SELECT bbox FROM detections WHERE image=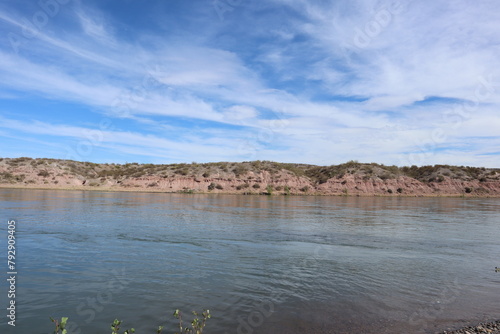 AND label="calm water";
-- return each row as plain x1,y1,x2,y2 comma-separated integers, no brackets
0,189,499,334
